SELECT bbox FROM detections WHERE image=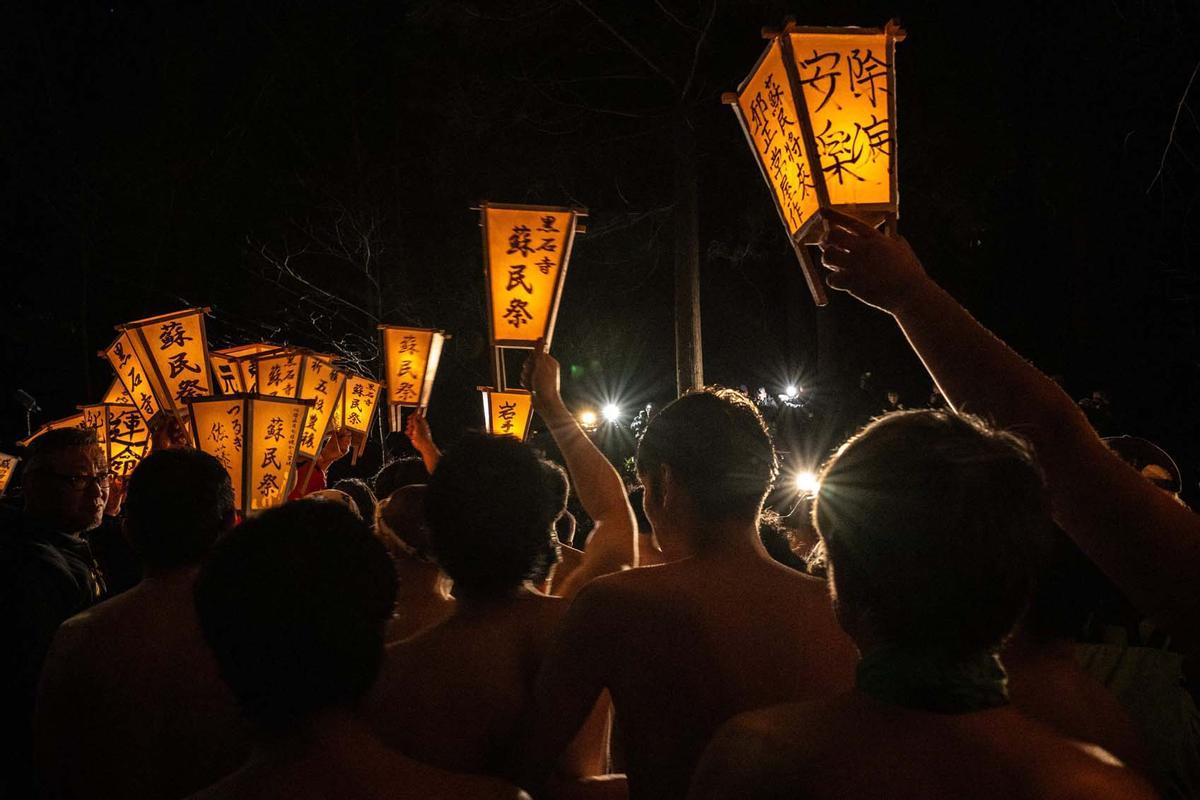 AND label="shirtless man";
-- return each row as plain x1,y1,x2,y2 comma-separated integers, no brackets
36,449,248,800
188,500,523,800
690,410,1154,799
519,388,858,800
374,484,454,642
